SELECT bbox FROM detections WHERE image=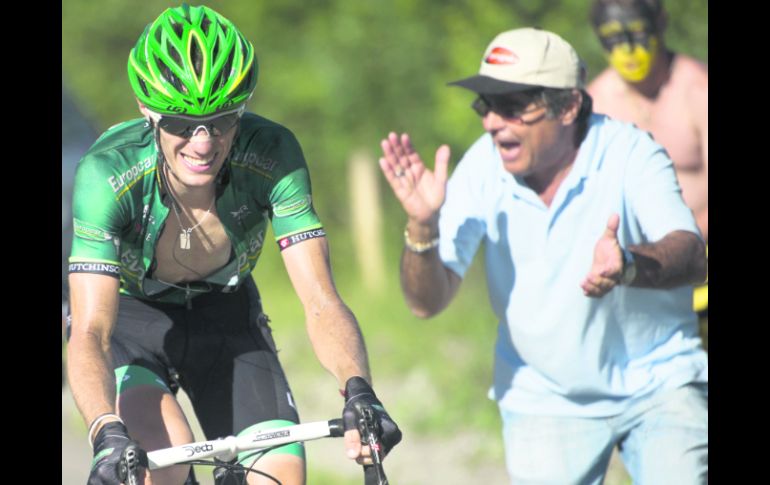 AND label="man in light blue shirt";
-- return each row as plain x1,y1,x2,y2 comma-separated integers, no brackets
378,27,707,484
